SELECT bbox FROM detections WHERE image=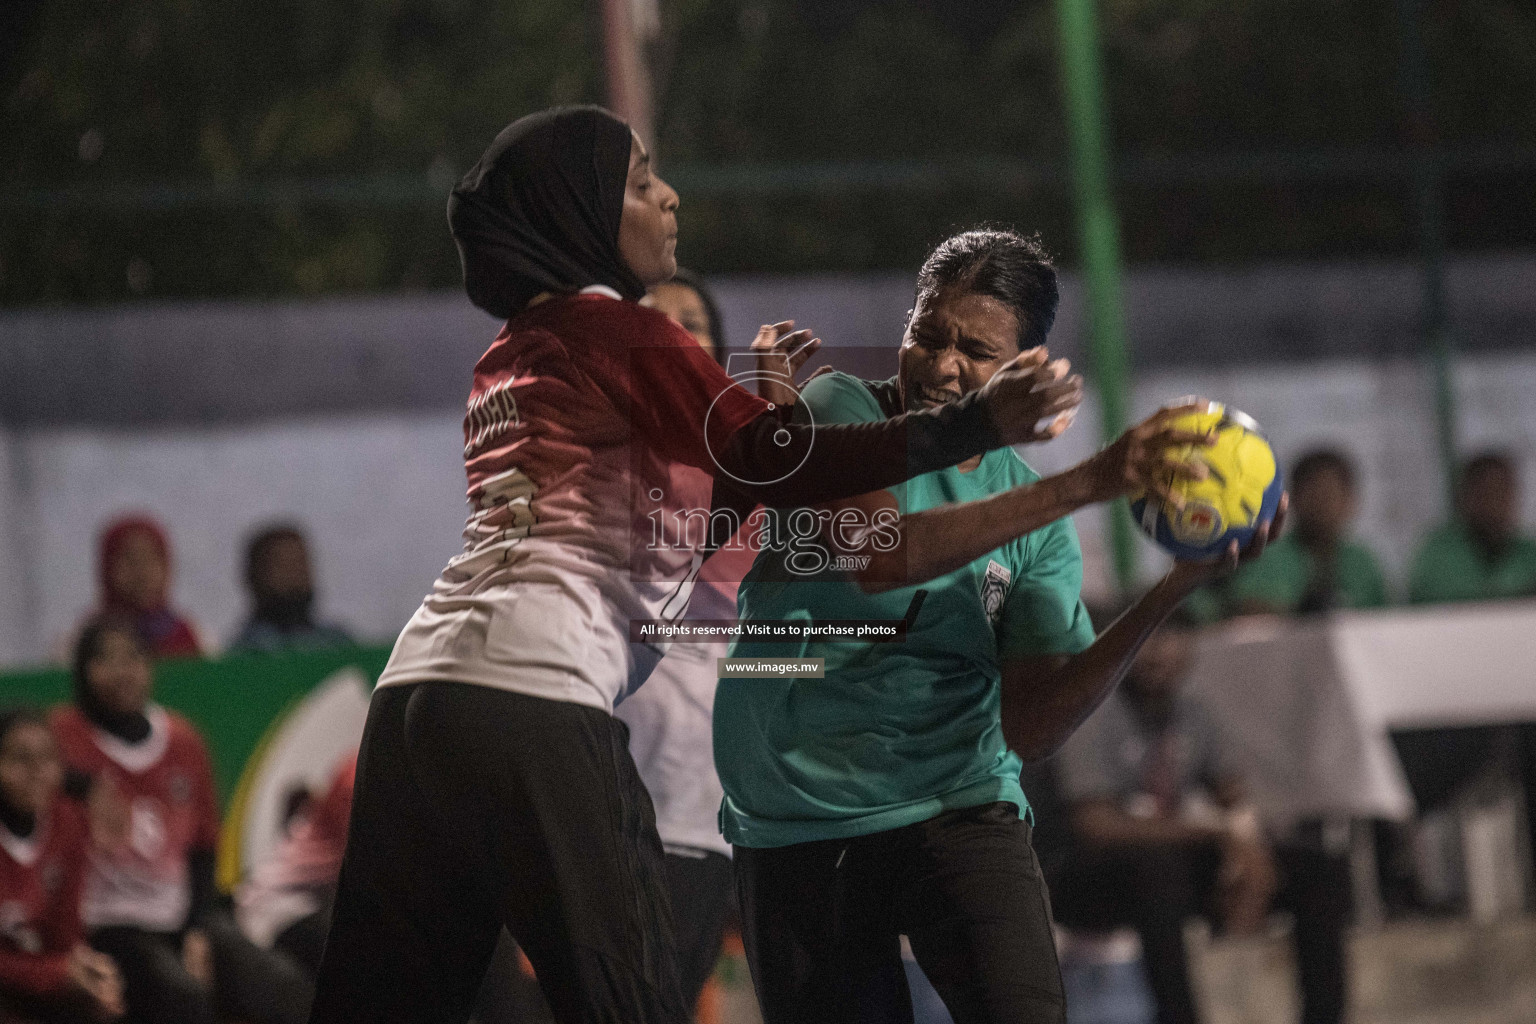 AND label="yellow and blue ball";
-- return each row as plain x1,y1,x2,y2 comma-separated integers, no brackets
1129,401,1283,561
